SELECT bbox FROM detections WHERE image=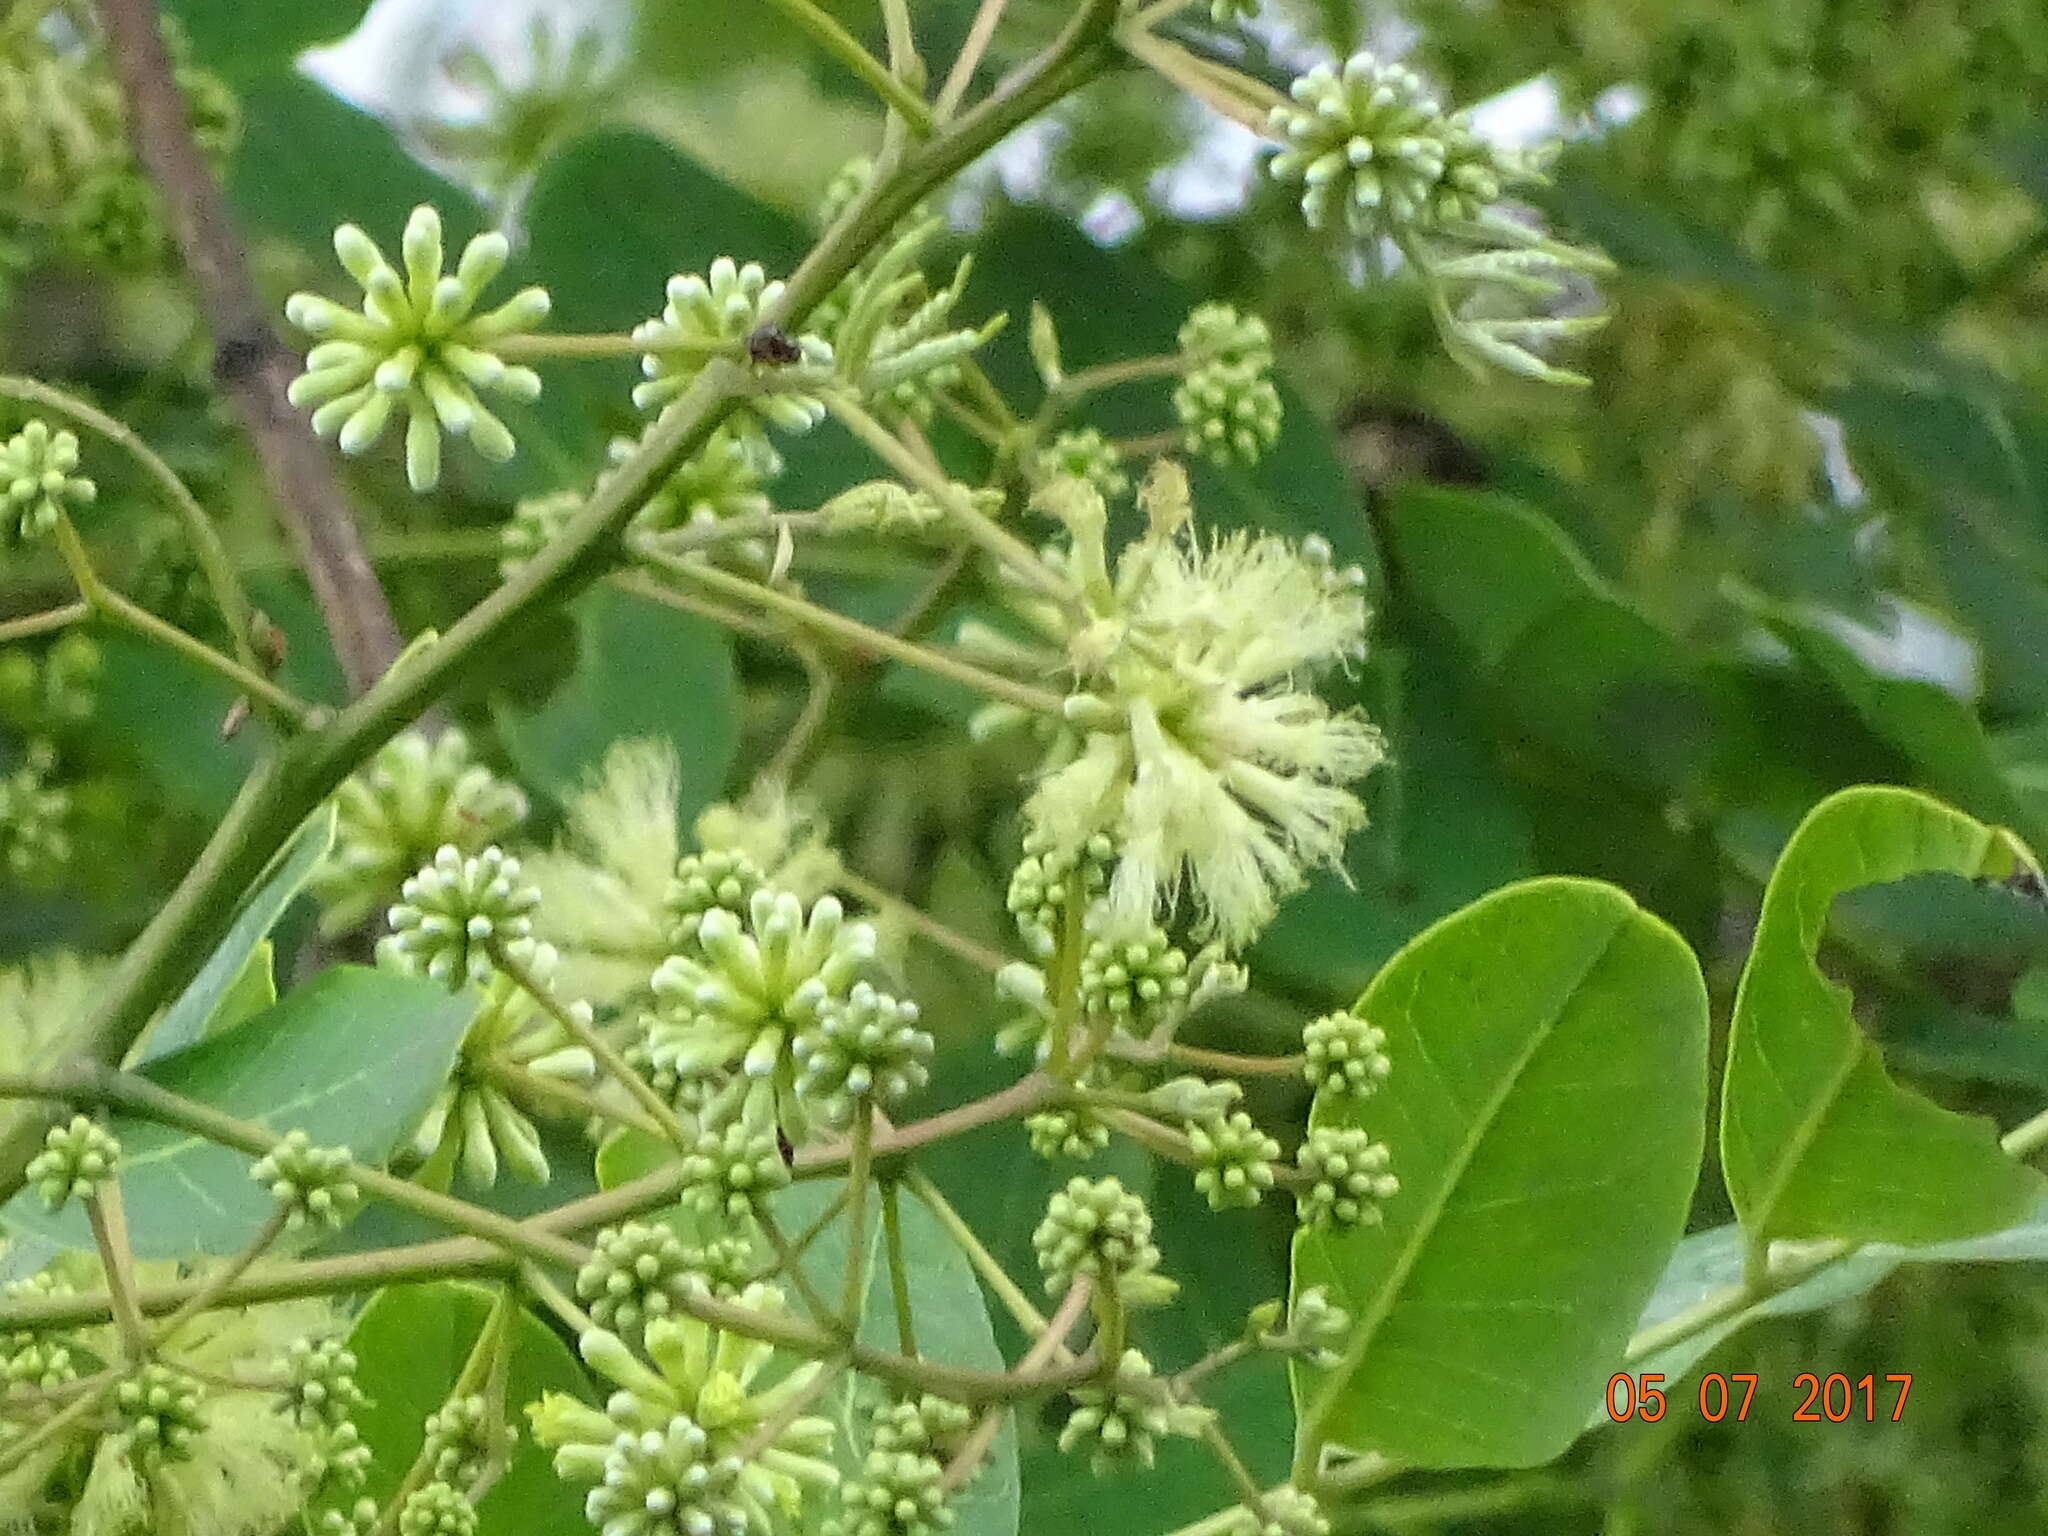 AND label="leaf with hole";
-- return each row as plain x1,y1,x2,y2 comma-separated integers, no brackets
1720,785,2048,1249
